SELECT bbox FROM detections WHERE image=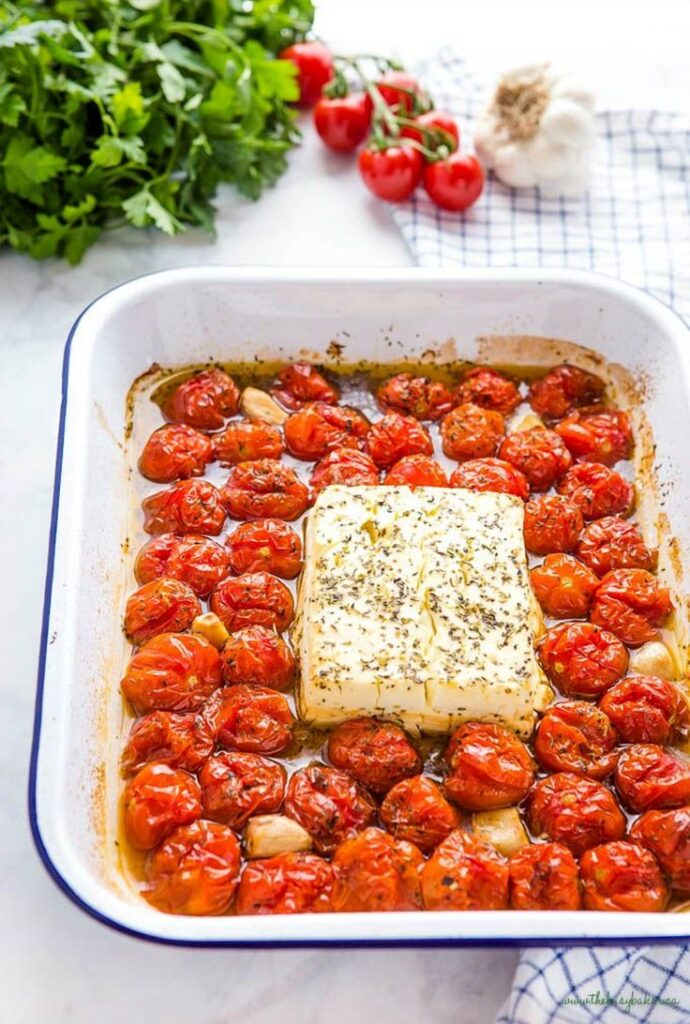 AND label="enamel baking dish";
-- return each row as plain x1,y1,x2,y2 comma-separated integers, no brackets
30,266,690,946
